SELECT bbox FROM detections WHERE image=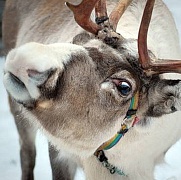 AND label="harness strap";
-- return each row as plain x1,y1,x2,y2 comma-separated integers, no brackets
94,91,140,176
95,91,139,152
